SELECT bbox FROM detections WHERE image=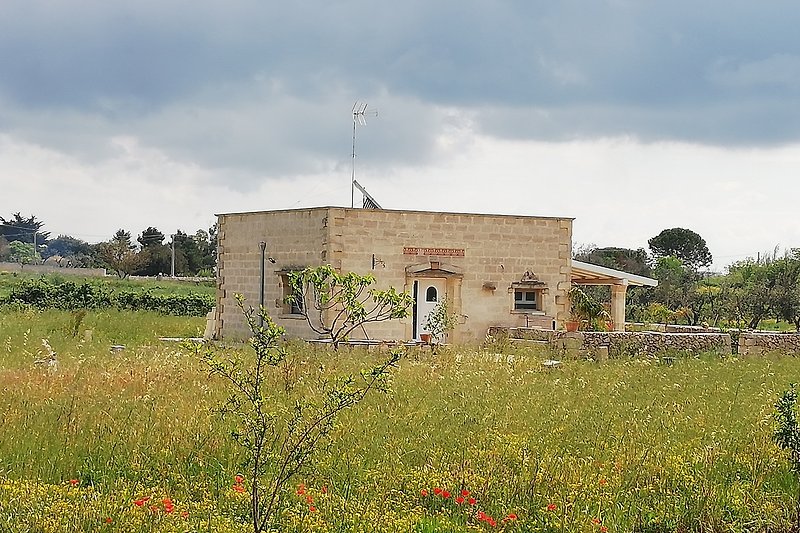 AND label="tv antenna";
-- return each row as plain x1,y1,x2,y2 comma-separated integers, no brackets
351,101,378,208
